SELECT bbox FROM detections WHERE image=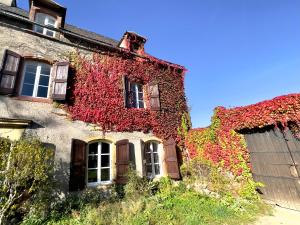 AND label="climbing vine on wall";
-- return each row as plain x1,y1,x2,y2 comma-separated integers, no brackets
66,51,188,142
186,93,300,178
